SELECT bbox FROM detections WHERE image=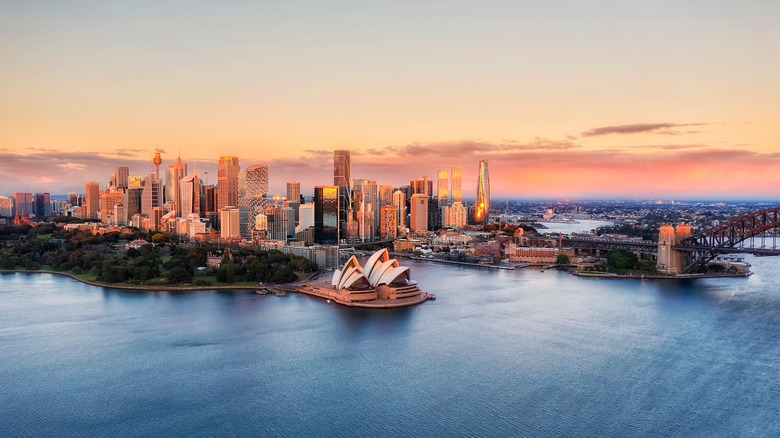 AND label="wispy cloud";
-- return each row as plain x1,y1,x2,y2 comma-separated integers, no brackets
581,123,705,137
